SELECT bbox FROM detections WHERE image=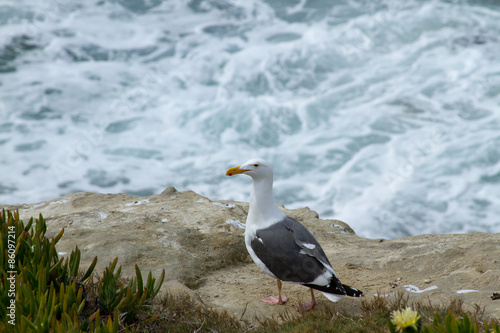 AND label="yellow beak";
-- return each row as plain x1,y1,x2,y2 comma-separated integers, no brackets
225,166,249,176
